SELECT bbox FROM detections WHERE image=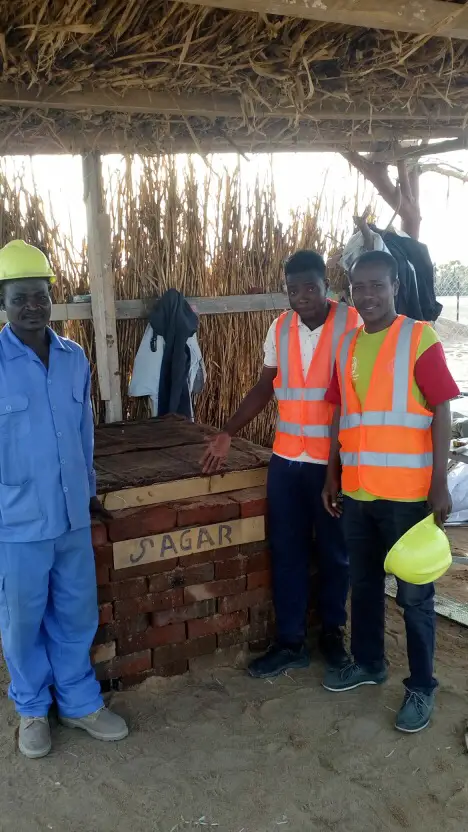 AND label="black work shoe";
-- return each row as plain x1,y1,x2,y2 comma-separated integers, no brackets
319,629,350,669
248,644,310,679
